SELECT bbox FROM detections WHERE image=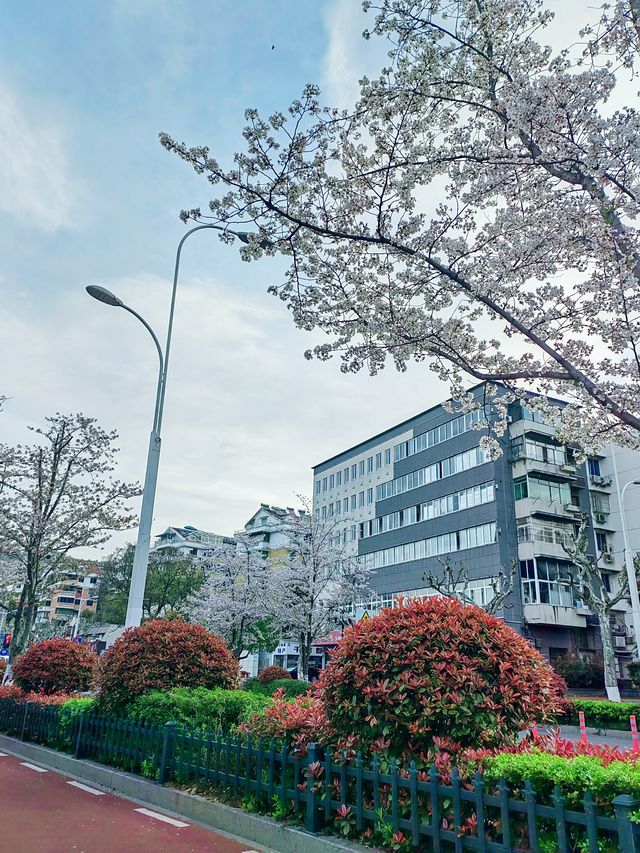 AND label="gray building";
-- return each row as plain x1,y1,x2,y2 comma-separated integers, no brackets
312,383,640,674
